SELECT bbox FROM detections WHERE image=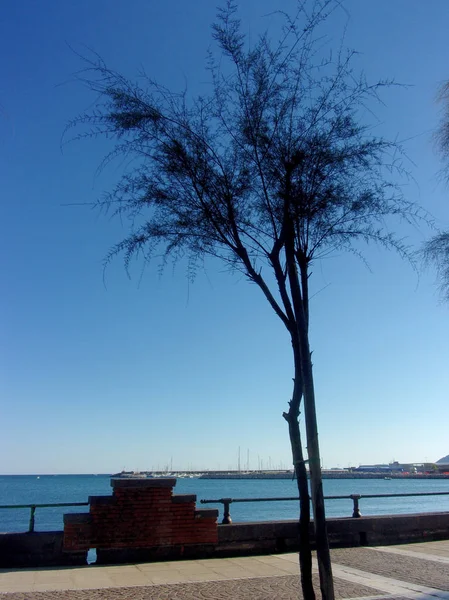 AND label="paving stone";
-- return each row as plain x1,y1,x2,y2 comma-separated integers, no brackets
330,547,449,591
1,542,449,598
0,574,377,599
